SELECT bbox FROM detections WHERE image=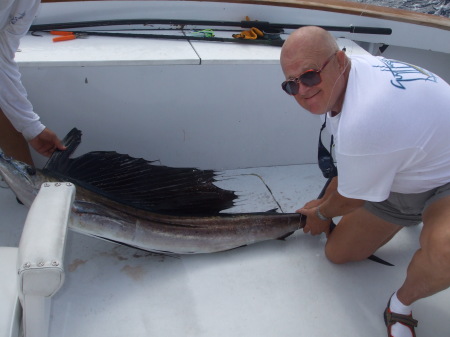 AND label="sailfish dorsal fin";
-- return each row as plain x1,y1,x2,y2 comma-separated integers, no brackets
44,128,236,215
